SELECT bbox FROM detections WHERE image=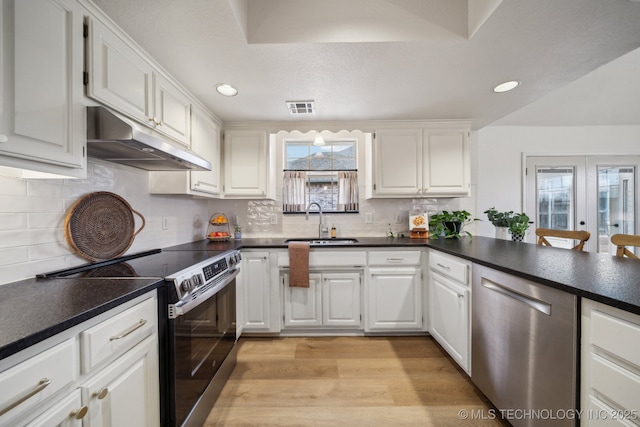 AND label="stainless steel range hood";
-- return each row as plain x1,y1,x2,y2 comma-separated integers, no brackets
86,106,212,171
